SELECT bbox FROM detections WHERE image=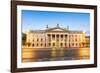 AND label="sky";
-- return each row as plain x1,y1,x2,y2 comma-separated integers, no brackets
22,10,90,35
